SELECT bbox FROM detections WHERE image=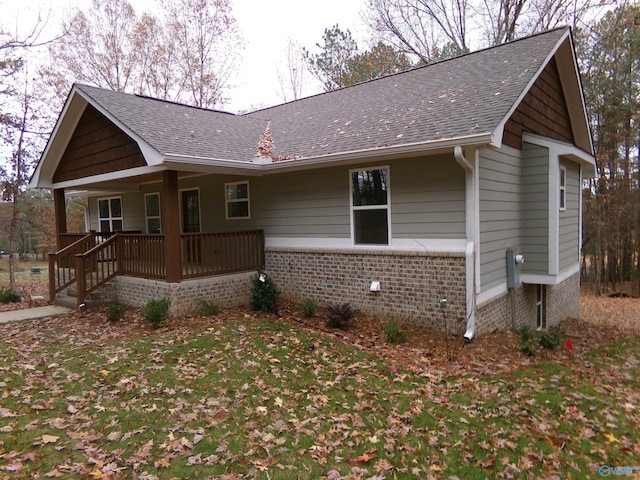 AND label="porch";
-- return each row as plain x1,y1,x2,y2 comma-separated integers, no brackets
48,229,265,307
